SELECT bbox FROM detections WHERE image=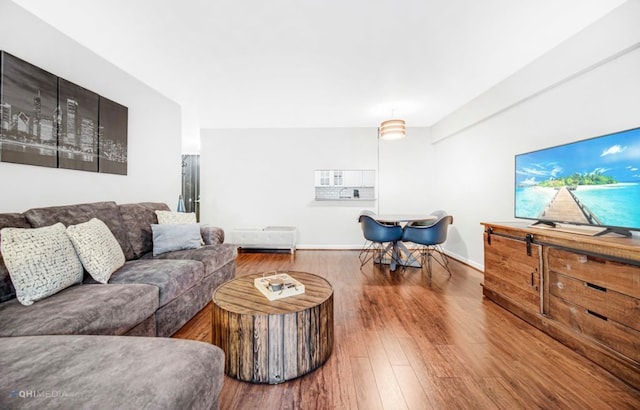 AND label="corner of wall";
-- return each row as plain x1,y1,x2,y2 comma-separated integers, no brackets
430,0,640,145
